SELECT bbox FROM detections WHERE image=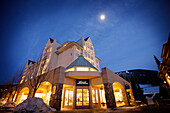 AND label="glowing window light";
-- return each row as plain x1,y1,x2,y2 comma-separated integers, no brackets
52,86,56,94
45,91,51,104
64,88,73,106
92,89,98,103
21,95,27,100
20,80,23,84
65,67,75,72
90,68,97,71
35,93,43,98
84,45,86,50
13,93,17,102
99,89,106,103
114,92,122,100
46,59,49,62
50,47,52,51
76,67,89,71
